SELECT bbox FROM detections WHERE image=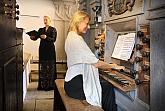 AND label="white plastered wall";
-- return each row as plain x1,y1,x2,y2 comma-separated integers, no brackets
16,0,78,61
